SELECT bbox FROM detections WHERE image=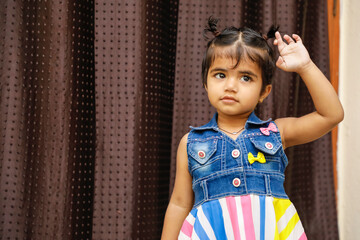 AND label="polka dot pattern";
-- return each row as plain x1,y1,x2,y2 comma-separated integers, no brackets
93,1,177,239
1,0,95,239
